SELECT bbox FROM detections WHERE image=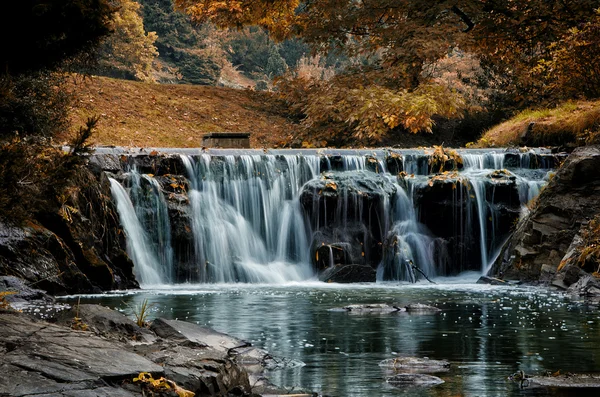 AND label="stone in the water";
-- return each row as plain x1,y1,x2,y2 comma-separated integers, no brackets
379,357,450,372
527,374,600,388
405,303,442,313
477,276,508,285
338,303,403,313
319,264,377,283
386,373,445,387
